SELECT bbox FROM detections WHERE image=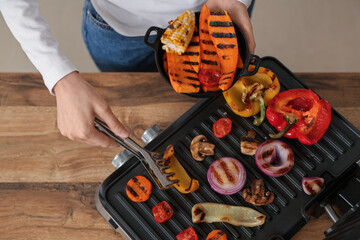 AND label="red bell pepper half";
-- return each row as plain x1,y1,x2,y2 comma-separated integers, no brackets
266,89,331,145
